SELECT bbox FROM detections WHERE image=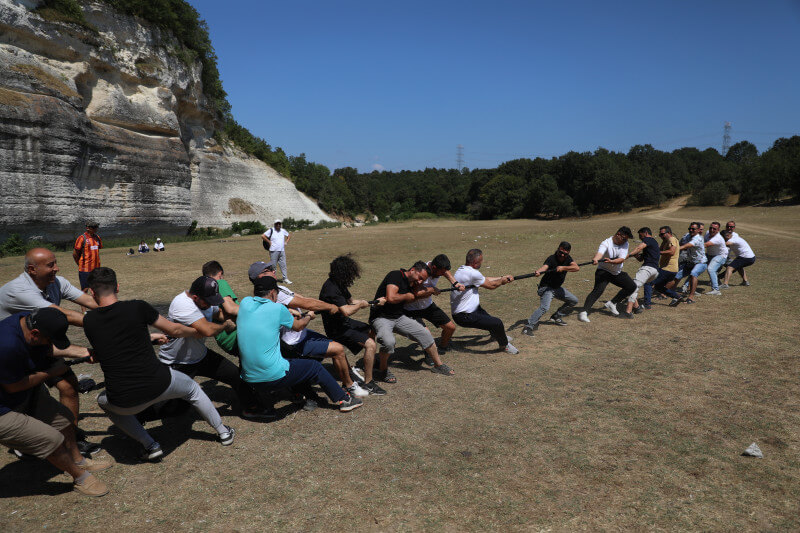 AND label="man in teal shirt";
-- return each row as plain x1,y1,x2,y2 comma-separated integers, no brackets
237,277,362,413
